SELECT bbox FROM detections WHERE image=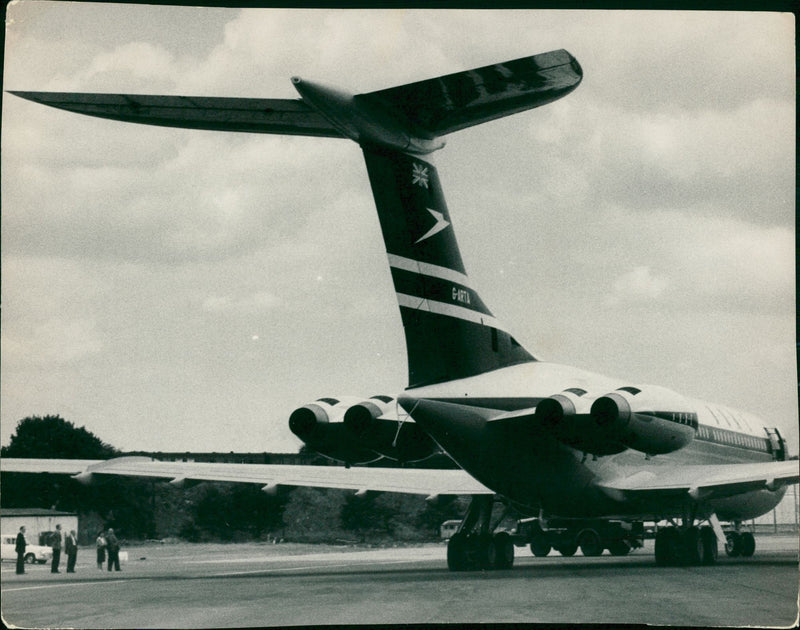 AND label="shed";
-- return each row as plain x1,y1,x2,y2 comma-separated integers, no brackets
1,508,79,546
